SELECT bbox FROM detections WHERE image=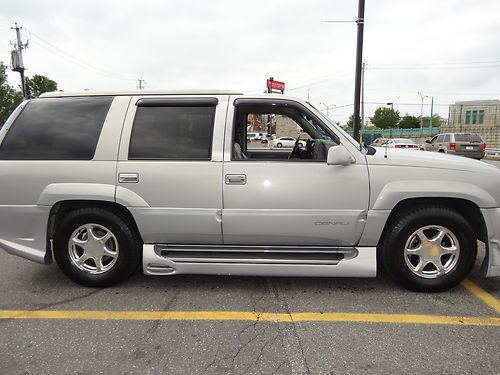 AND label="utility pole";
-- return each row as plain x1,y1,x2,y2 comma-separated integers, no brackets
352,0,365,143
429,96,434,134
417,91,428,131
361,61,365,129
137,78,145,90
10,23,28,98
